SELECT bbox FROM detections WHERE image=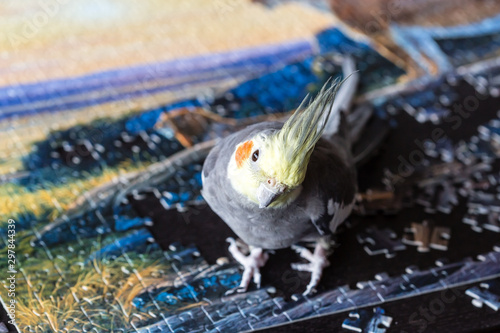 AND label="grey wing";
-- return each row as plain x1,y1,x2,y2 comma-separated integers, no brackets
303,139,357,235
